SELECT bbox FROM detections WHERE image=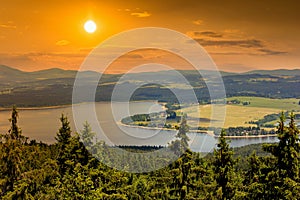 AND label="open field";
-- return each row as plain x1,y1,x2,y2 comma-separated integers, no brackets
226,96,300,111
179,97,299,128
124,97,300,129
181,104,281,128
